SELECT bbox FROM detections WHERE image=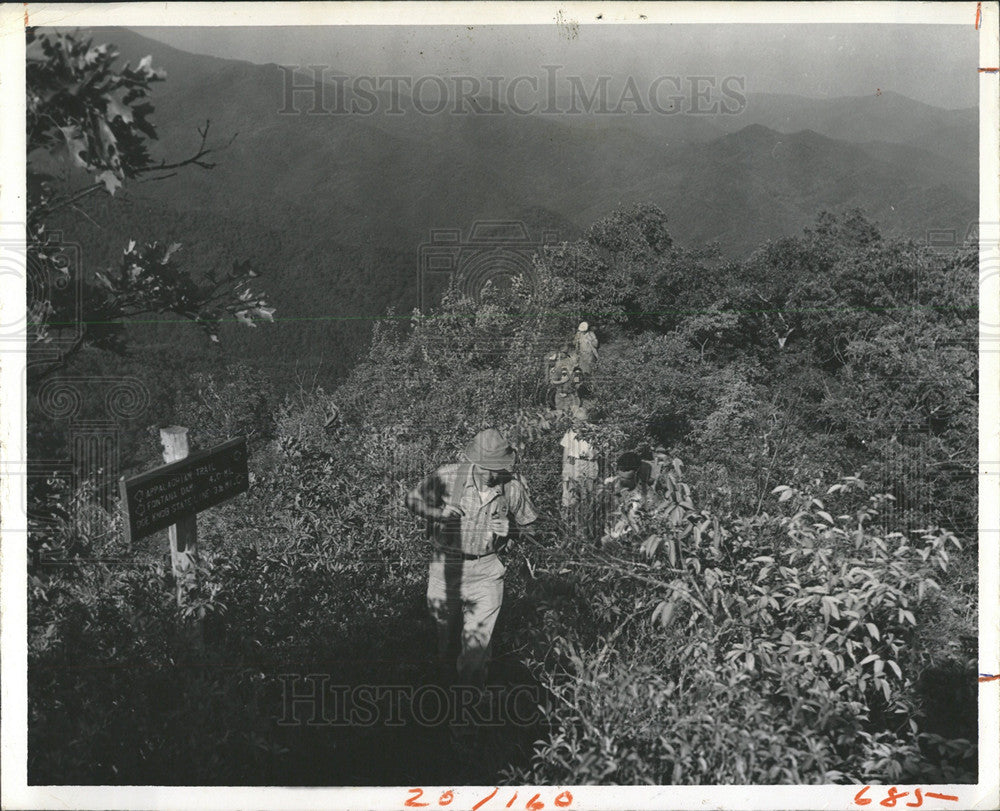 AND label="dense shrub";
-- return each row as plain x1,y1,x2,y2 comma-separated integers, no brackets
28,208,977,785
505,474,975,785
